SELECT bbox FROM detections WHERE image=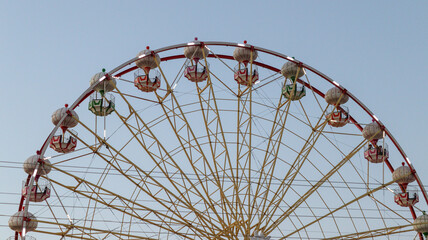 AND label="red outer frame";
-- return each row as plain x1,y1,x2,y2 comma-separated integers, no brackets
17,41,426,240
